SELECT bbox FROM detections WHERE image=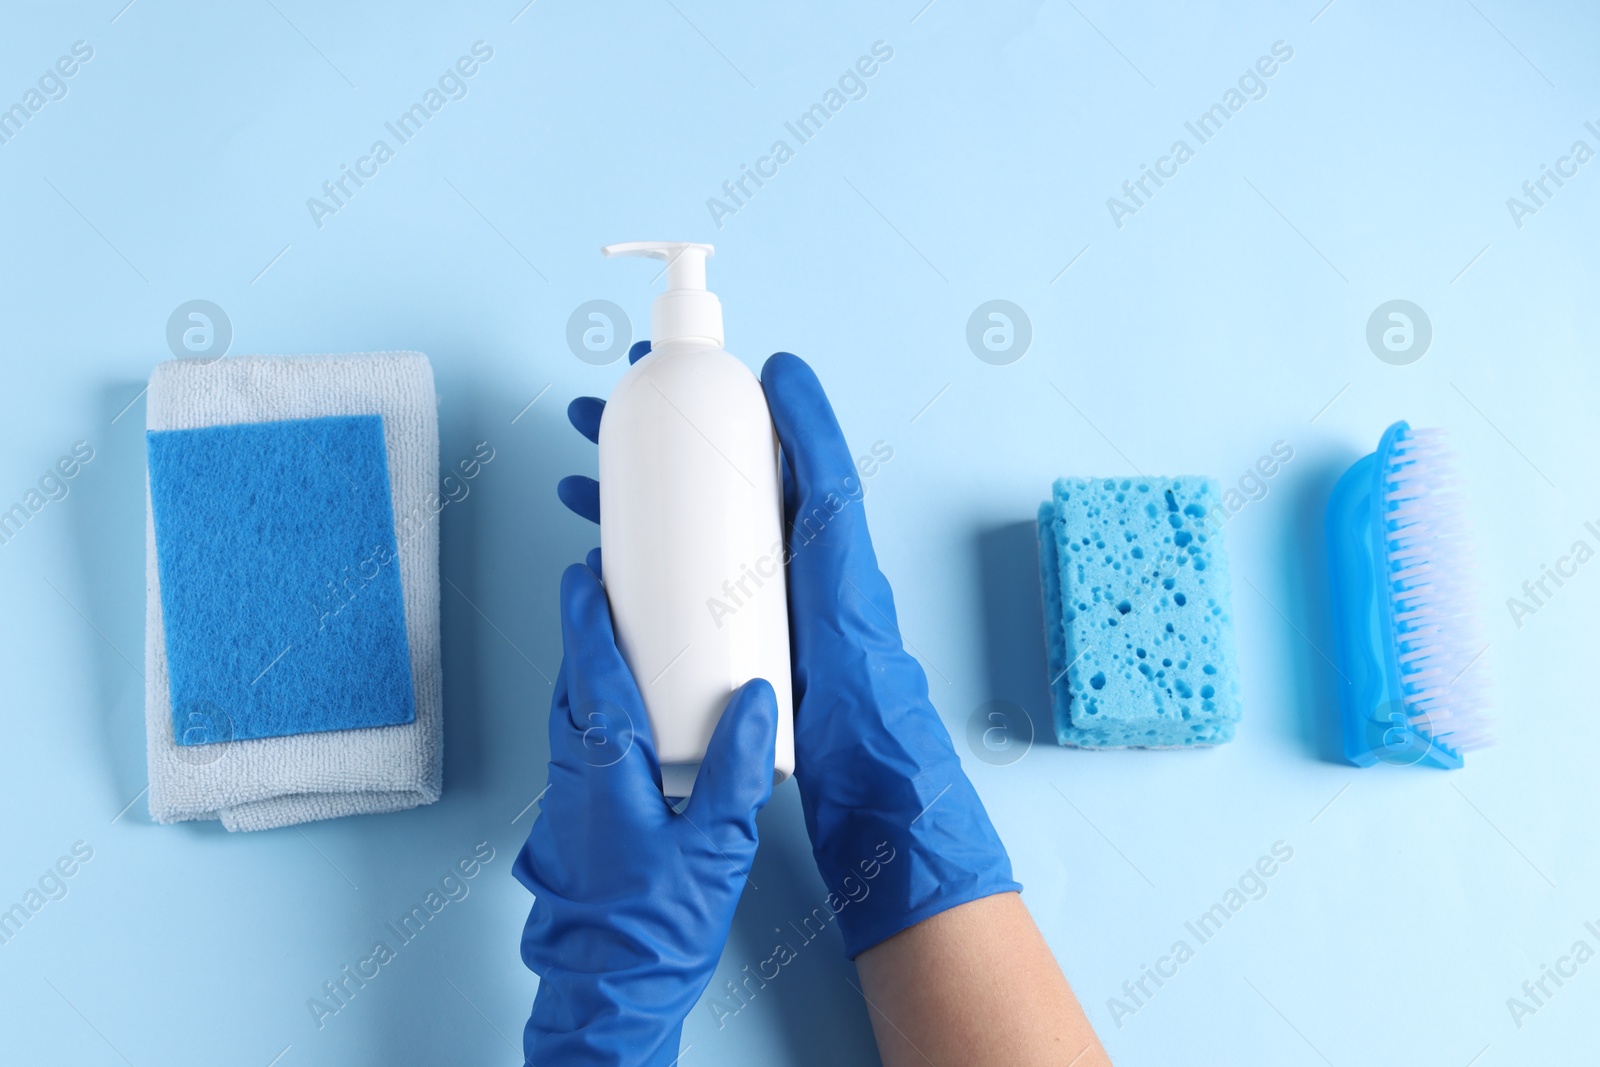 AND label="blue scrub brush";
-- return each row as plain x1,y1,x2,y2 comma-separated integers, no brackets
1326,421,1489,768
